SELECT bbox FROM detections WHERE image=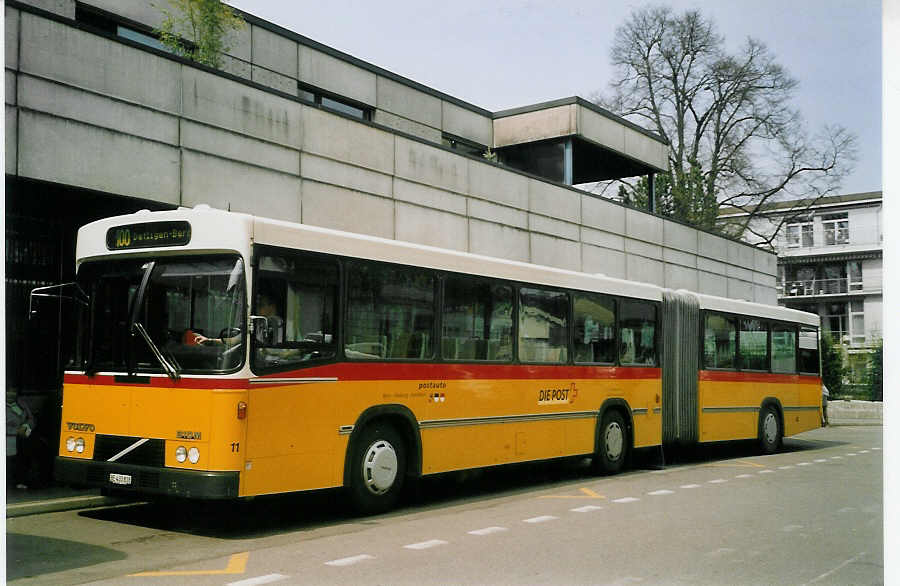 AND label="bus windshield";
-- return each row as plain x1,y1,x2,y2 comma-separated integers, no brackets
73,255,246,374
